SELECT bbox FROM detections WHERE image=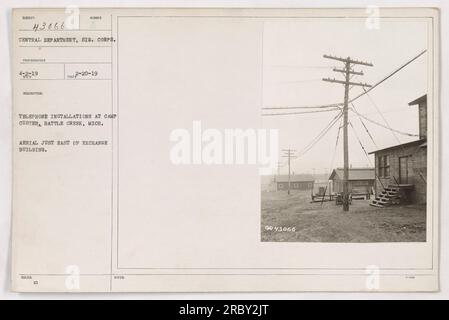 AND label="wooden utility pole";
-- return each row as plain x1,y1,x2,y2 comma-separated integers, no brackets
274,162,282,184
276,162,282,177
282,149,296,195
323,55,373,211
